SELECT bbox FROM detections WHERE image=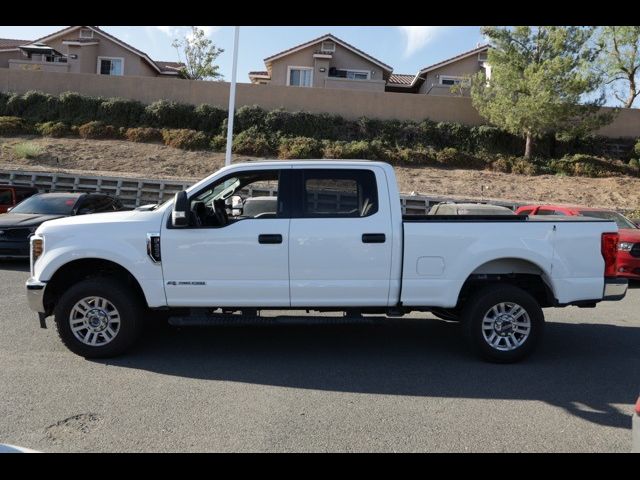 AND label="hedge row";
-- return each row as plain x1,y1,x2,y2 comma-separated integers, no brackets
1,90,636,160
3,114,637,178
